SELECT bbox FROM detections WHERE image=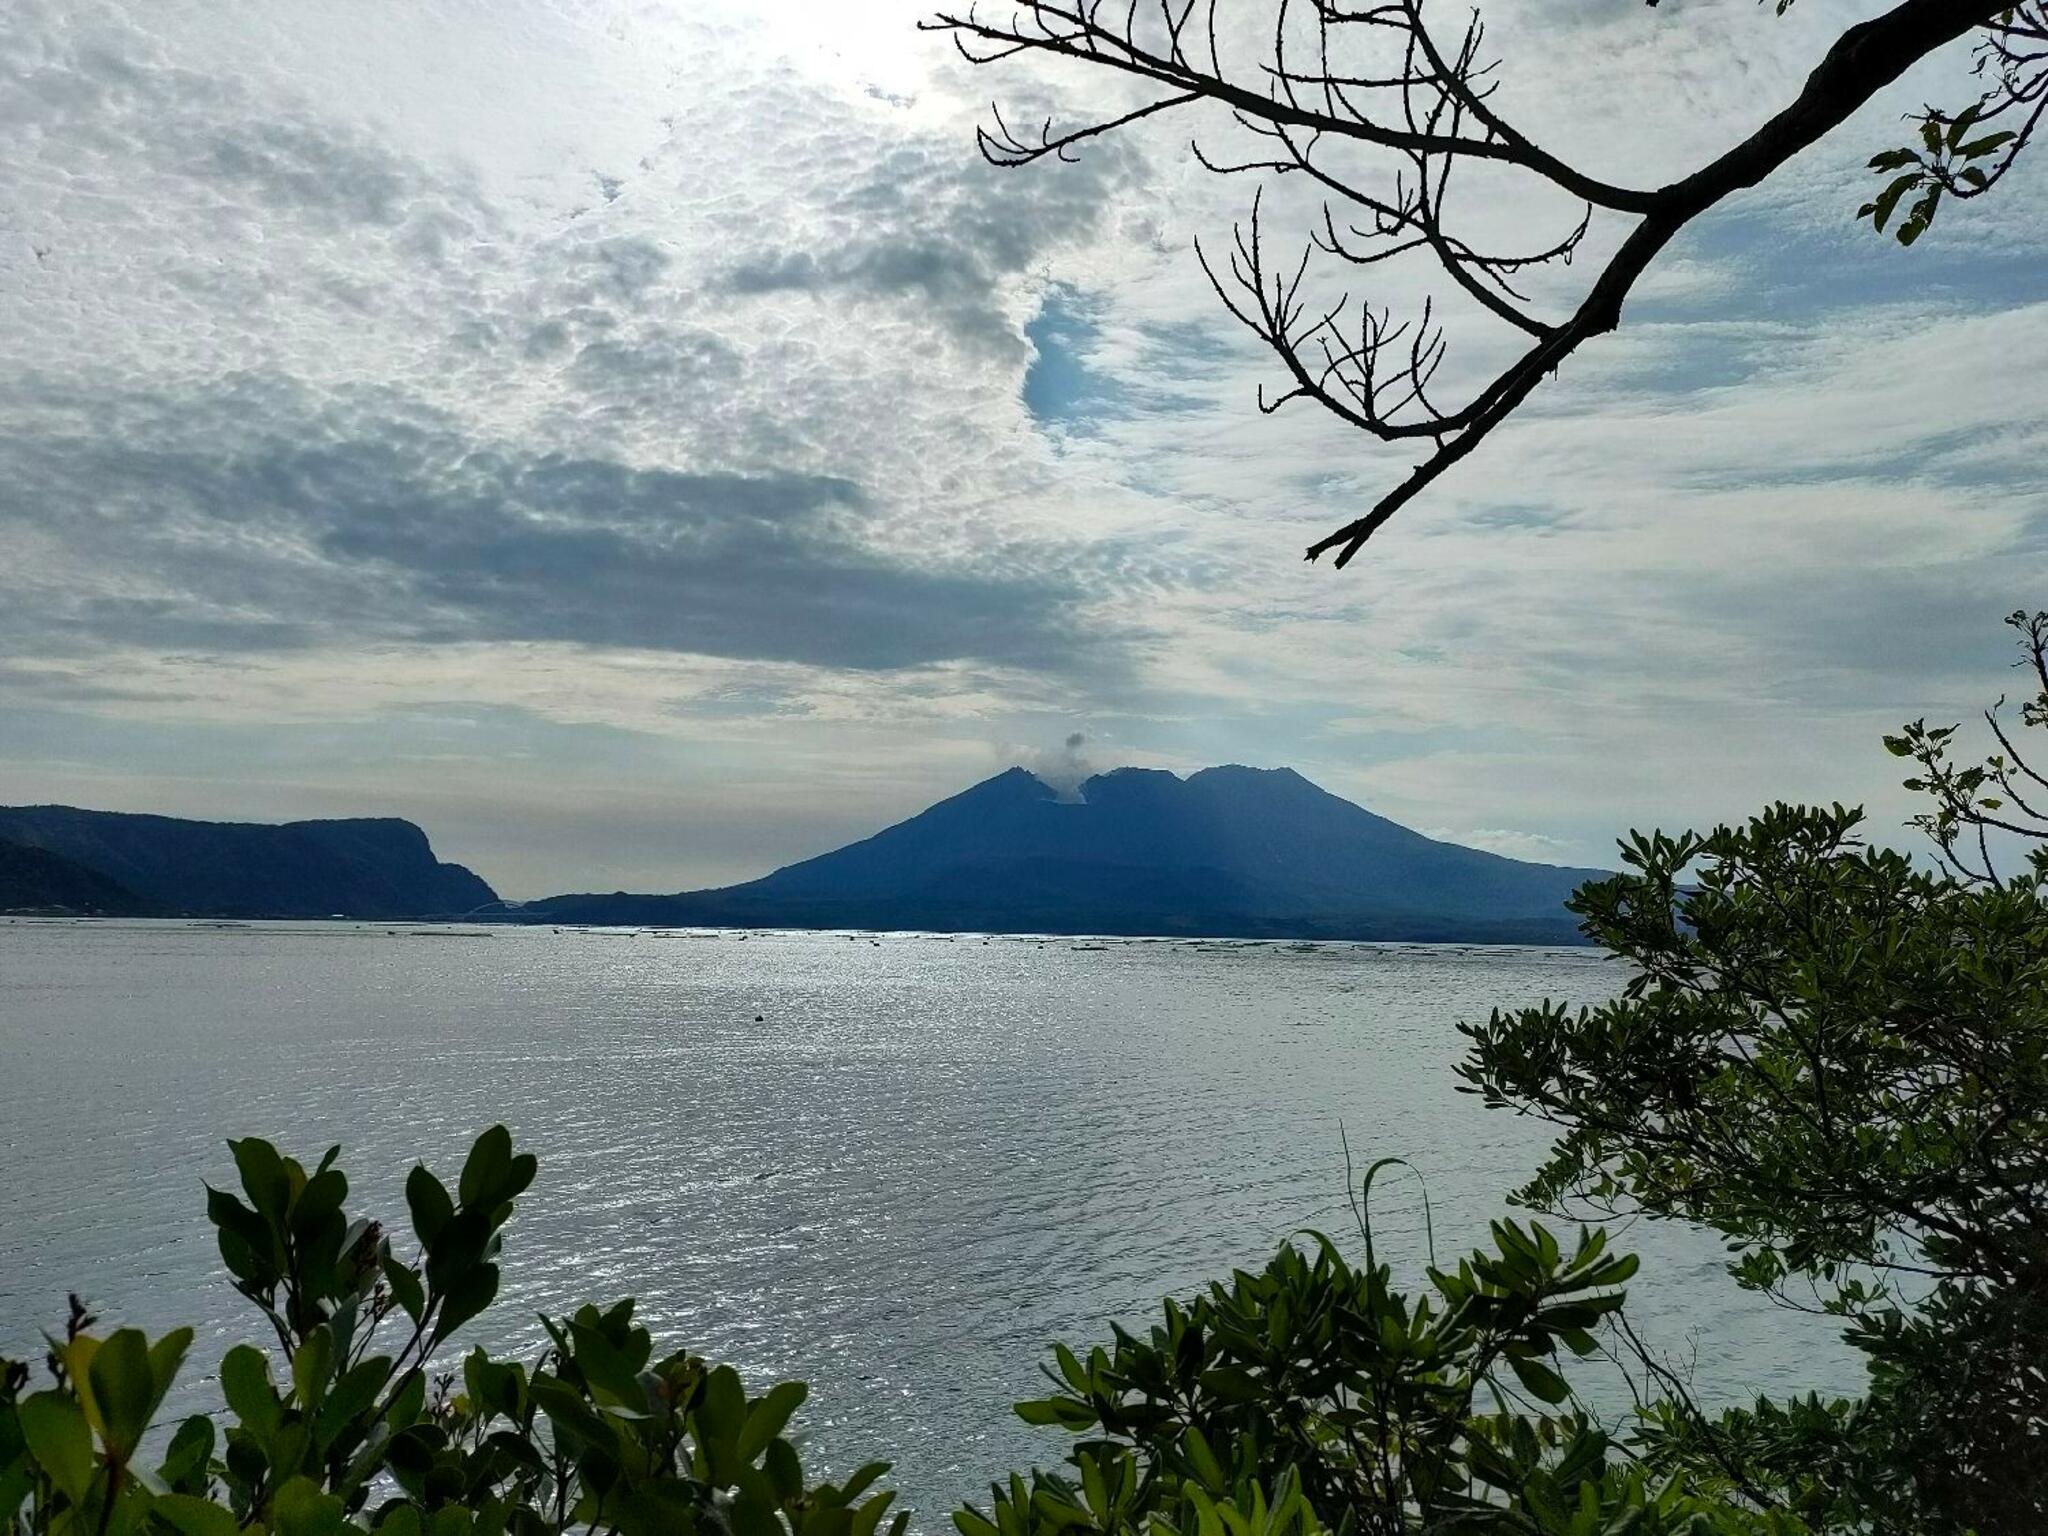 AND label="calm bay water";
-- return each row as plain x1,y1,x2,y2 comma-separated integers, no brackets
0,920,1854,1517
